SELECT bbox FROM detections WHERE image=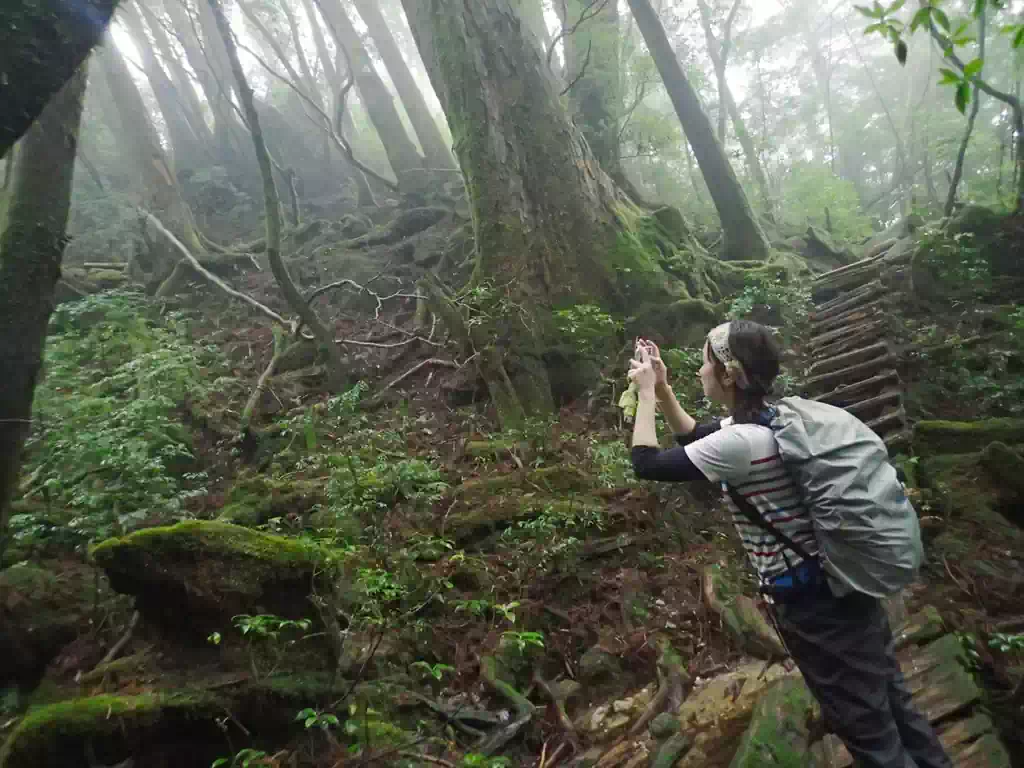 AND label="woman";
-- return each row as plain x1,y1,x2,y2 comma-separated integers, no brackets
628,319,951,768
